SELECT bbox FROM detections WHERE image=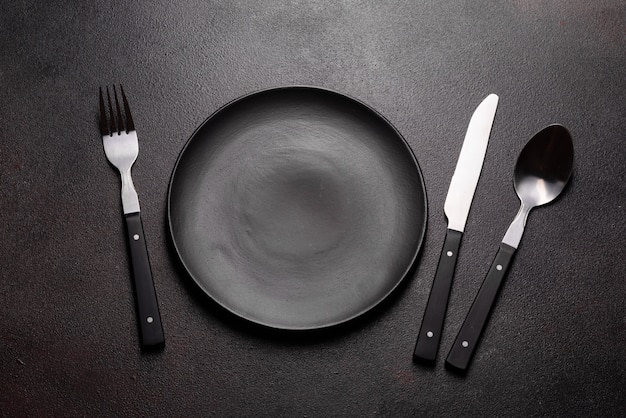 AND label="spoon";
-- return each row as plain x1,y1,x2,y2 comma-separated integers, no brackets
445,124,574,372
